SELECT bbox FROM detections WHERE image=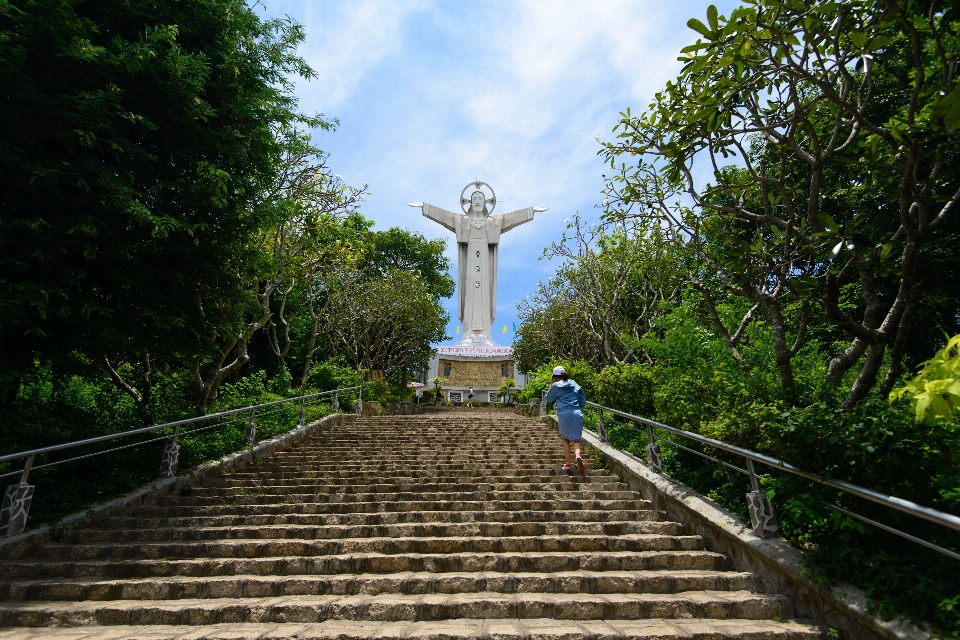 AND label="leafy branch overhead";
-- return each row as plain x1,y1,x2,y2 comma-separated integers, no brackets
599,0,960,408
